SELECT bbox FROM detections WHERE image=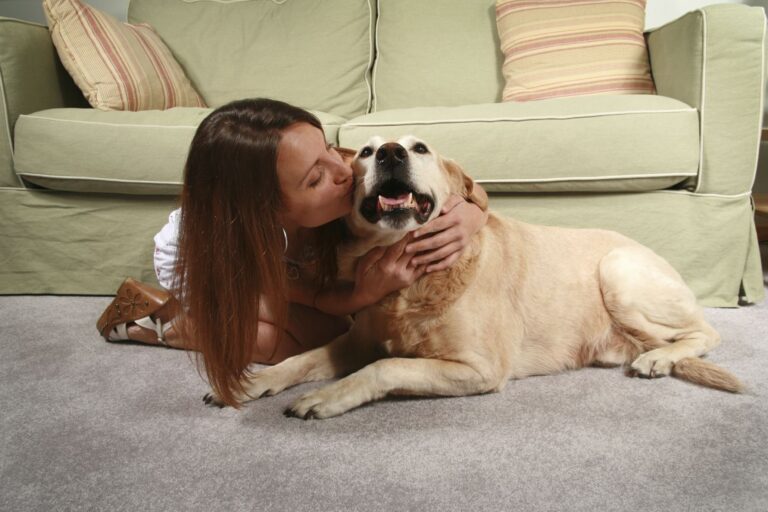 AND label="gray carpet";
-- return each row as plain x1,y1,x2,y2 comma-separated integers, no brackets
2,247,768,512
